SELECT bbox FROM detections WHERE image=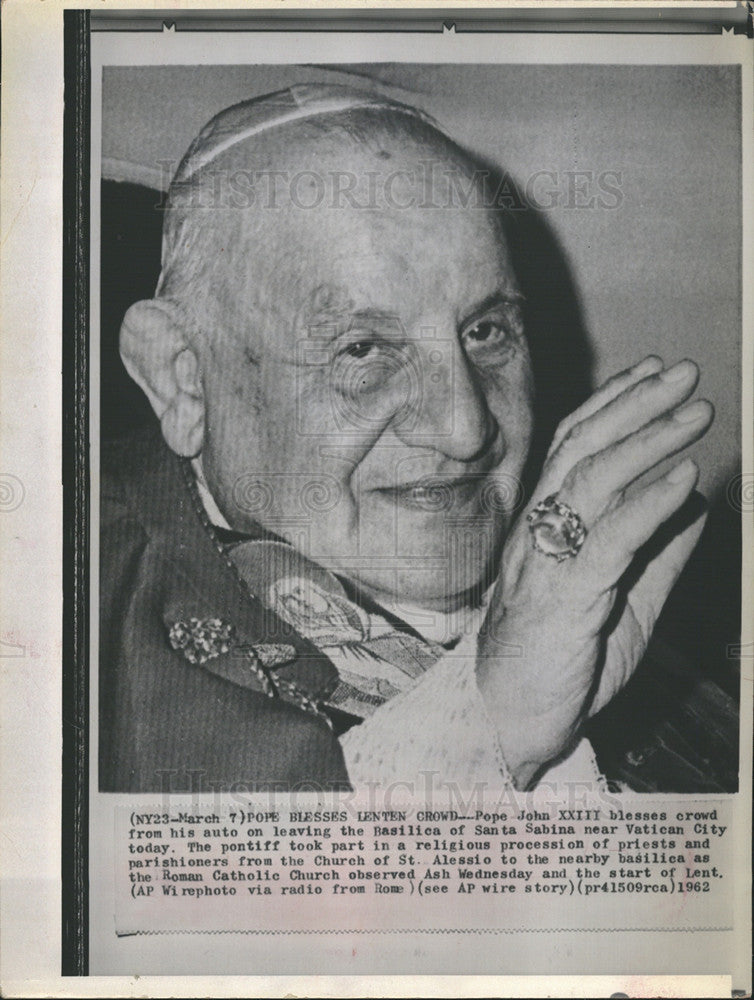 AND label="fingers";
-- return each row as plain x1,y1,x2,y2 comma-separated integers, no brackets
581,458,702,583
506,355,712,610
559,397,714,524
547,354,664,456
545,359,701,486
